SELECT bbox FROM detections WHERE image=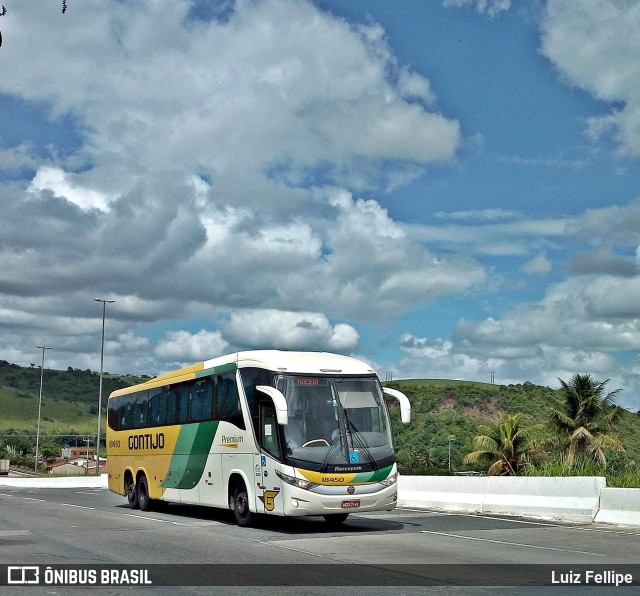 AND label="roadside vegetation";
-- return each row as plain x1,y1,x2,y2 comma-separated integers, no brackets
385,374,640,488
0,359,143,471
